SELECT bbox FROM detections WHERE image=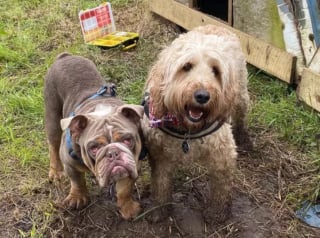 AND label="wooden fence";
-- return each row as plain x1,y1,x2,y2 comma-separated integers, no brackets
149,0,320,112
